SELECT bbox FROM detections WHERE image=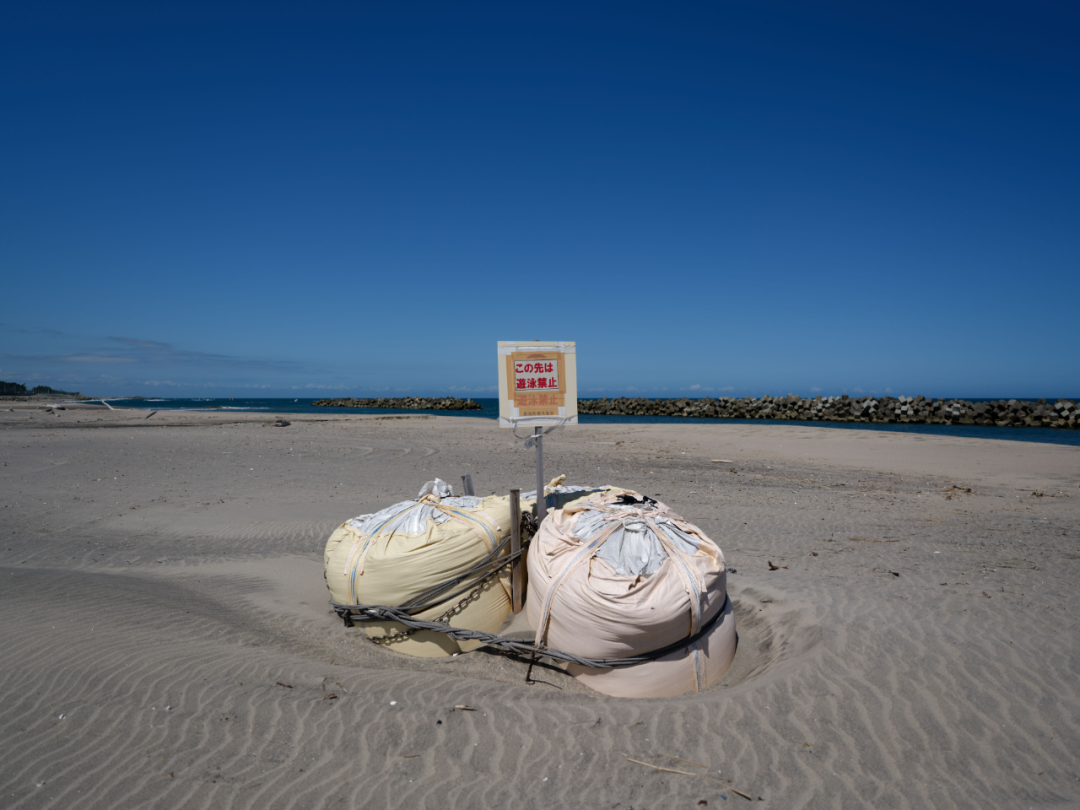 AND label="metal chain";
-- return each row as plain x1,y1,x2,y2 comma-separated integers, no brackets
334,594,730,669
371,574,495,646
520,510,538,537
369,512,537,647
